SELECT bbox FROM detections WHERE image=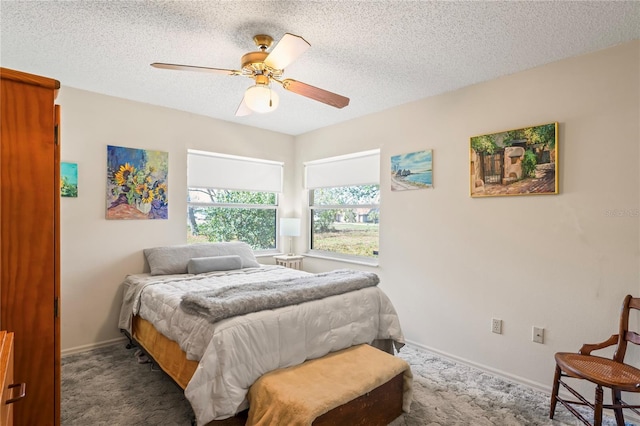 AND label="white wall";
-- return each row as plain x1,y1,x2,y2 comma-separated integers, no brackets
295,41,640,391
57,89,295,351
